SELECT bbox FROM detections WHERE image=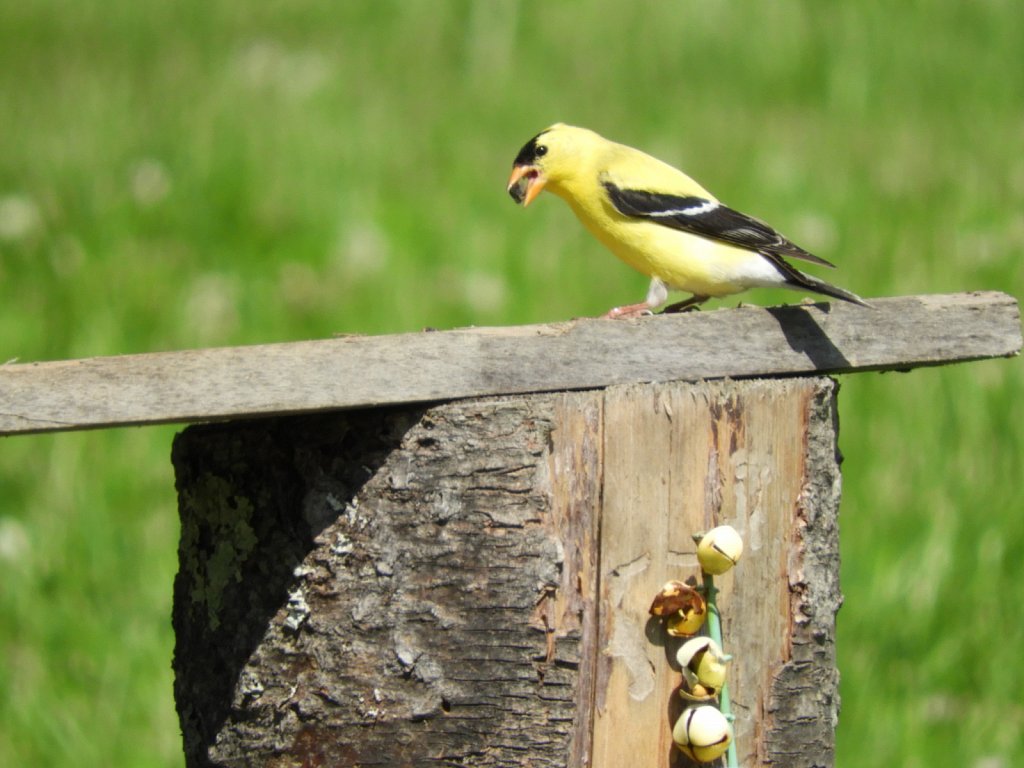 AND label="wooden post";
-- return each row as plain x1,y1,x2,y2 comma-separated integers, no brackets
171,378,841,766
